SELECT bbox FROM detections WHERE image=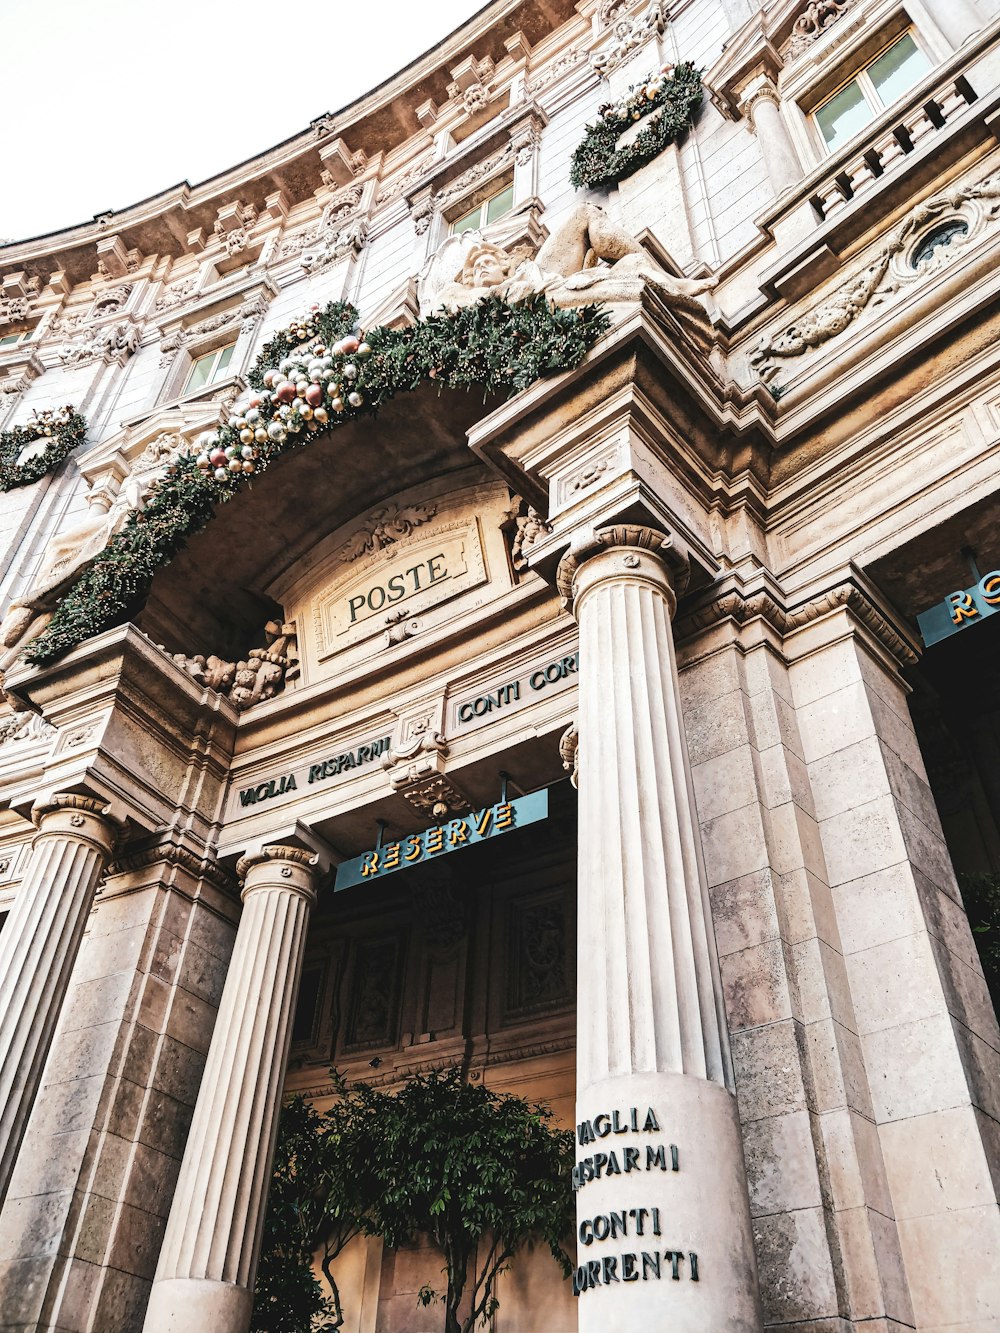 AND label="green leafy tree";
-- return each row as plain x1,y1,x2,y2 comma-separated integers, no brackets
958,871,1000,1001
254,1069,575,1333
253,1093,378,1331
